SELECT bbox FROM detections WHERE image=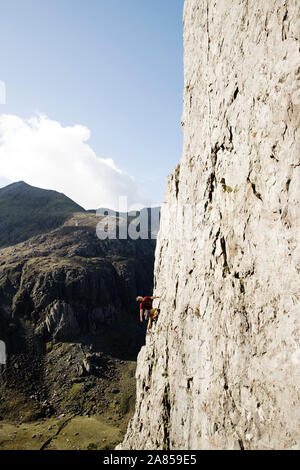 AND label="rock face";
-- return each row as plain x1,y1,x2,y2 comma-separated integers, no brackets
0,206,156,421
121,0,300,450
